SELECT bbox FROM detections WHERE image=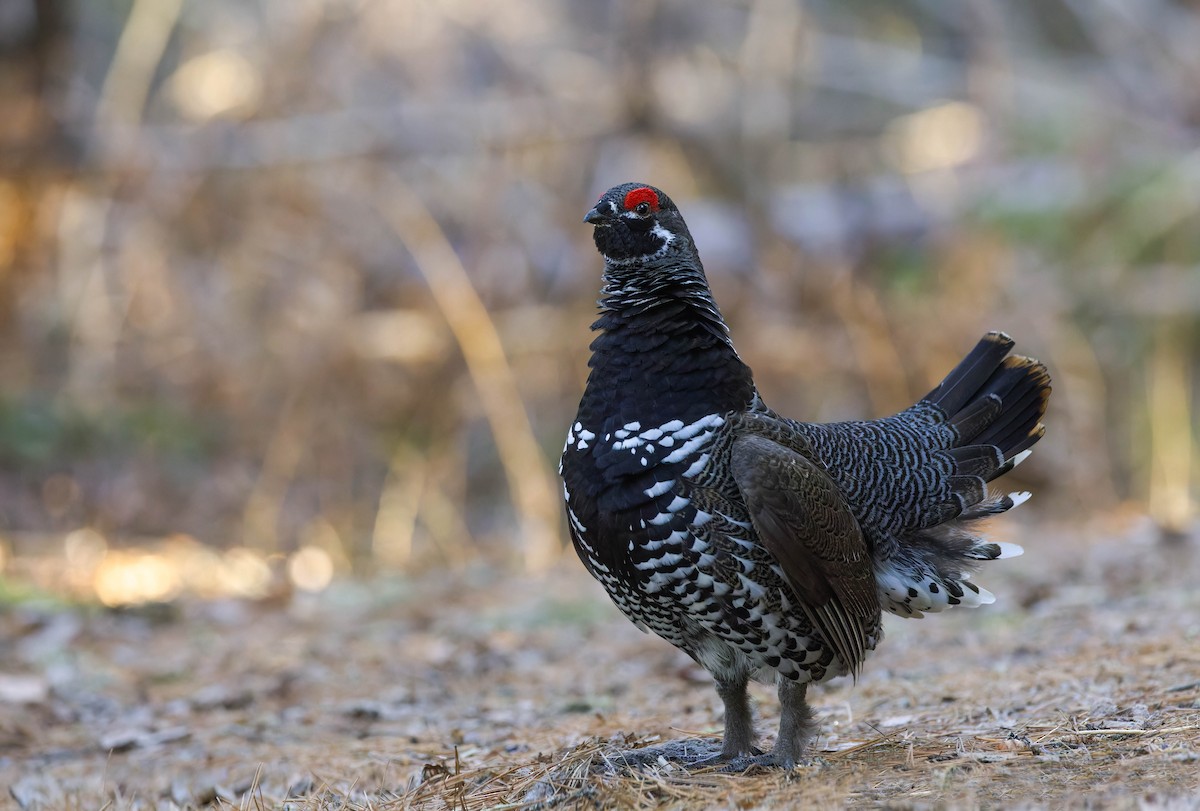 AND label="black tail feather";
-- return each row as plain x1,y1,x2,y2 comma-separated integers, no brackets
973,393,1044,455
947,394,1002,439
926,334,1051,461
1003,423,1046,459
959,491,1027,521
924,332,1015,416
973,361,1052,456
946,474,986,509
943,445,1006,479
